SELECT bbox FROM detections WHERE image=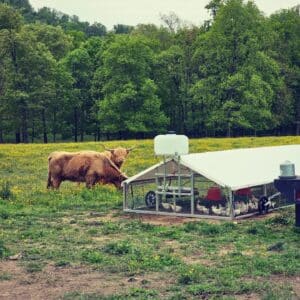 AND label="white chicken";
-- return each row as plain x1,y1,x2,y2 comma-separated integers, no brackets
249,195,259,211
211,205,222,215
170,204,182,213
211,205,231,216
161,202,171,210
234,209,241,216
234,201,249,214
249,201,258,211
221,206,231,216
240,202,249,214
196,203,210,214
